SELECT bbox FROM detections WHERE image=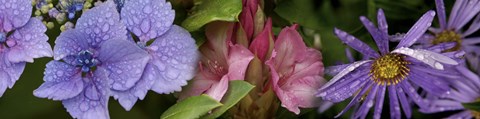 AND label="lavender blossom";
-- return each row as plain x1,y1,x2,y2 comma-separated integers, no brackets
418,0,480,71
317,9,459,119
0,0,53,96
33,1,149,119
420,65,480,119
110,0,199,111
